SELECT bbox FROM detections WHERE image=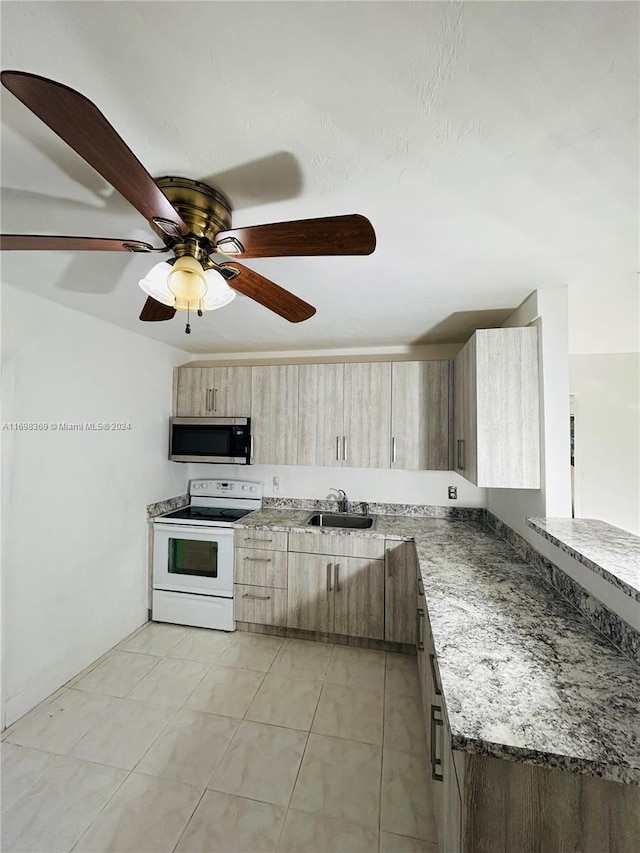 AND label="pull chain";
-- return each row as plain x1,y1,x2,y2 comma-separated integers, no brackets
185,303,191,335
